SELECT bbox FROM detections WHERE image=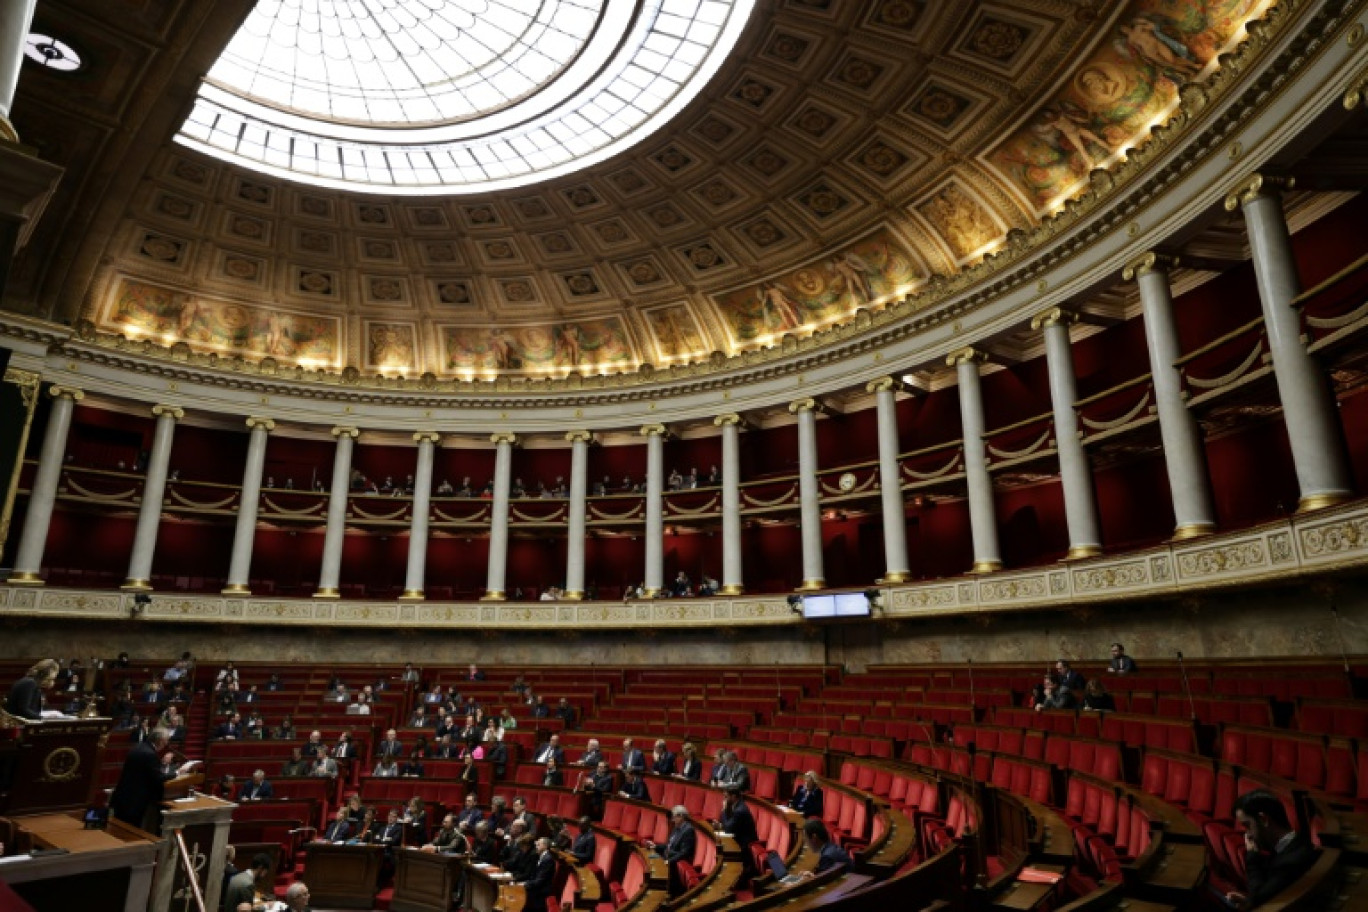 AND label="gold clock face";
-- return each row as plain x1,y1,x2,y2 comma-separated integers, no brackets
838,472,857,492
42,747,81,782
